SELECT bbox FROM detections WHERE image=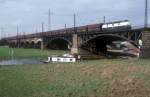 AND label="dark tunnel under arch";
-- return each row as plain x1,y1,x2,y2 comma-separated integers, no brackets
80,34,139,56
46,38,71,50
24,42,30,48
36,41,41,49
